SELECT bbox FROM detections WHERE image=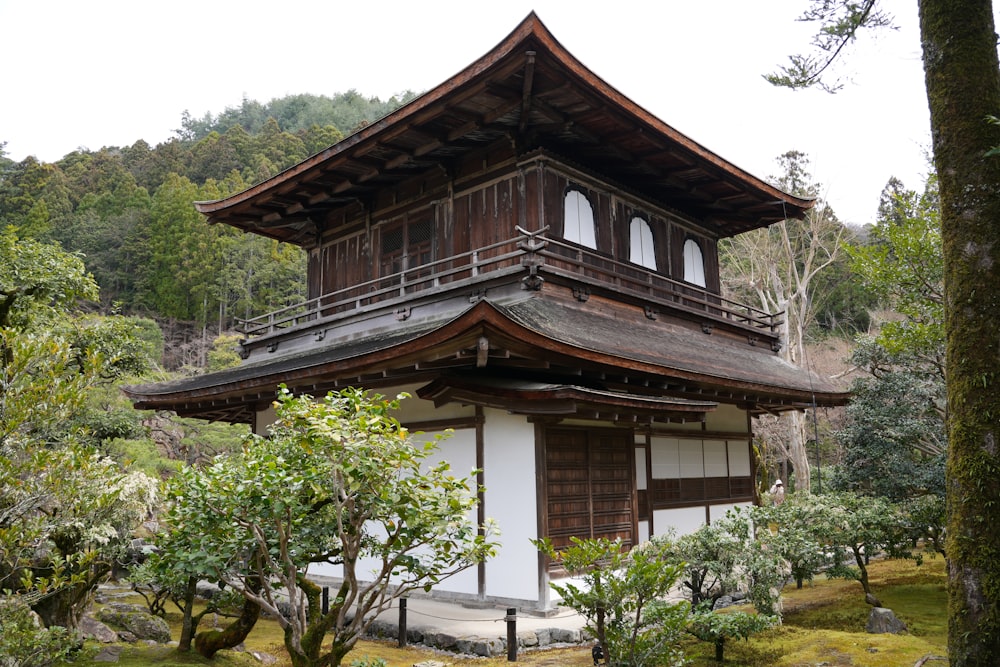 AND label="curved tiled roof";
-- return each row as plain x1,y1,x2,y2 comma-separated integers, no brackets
125,296,847,423
193,13,812,245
